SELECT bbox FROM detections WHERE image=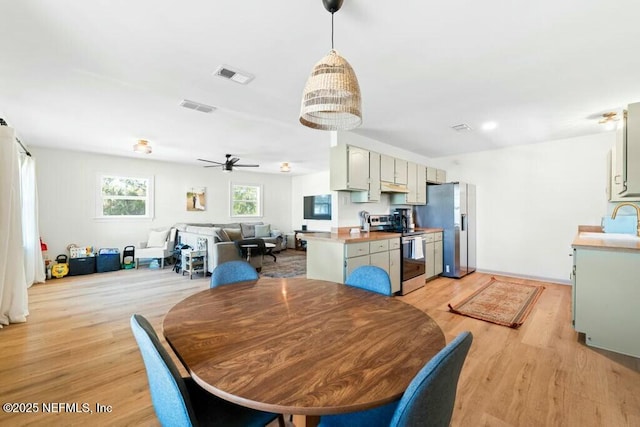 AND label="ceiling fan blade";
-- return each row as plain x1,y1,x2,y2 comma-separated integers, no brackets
229,157,240,164
197,158,224,165
234,164,260,168
203,165,223,168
